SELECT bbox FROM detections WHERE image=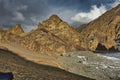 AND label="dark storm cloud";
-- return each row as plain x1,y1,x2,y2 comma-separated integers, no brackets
0,0,118,31
45,0,116,27
46,0,114,11
0,0,50,31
